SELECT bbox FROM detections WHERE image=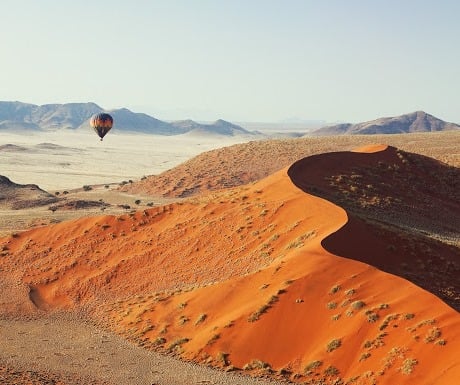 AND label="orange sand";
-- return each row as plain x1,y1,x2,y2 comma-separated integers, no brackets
0,144,458,384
